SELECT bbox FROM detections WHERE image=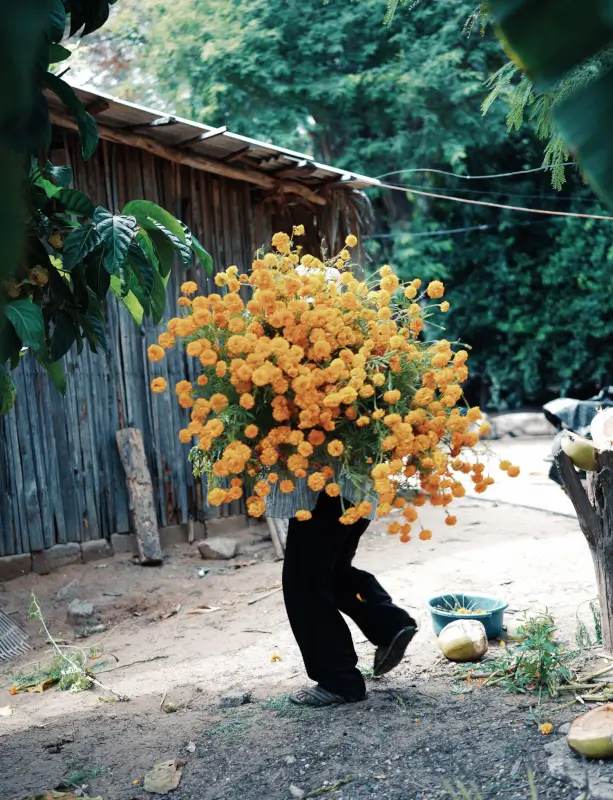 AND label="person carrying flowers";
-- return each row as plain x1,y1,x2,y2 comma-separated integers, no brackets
148,227,519,706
